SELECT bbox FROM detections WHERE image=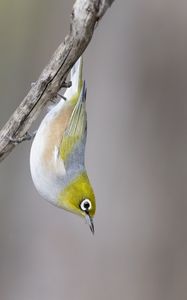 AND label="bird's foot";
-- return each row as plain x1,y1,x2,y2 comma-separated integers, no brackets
61,81,72,88
9,131,37,144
